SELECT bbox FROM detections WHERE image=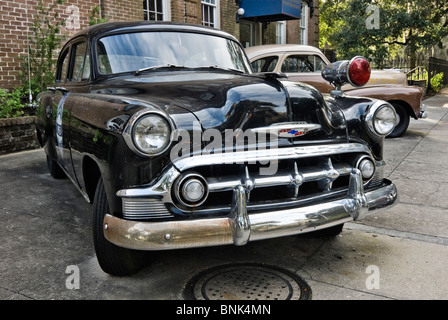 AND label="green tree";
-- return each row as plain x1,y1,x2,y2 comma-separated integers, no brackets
20,0,66,96
319,0,448,68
